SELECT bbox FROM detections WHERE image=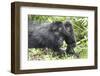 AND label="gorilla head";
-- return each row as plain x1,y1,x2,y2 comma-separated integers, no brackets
64,21,76,47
